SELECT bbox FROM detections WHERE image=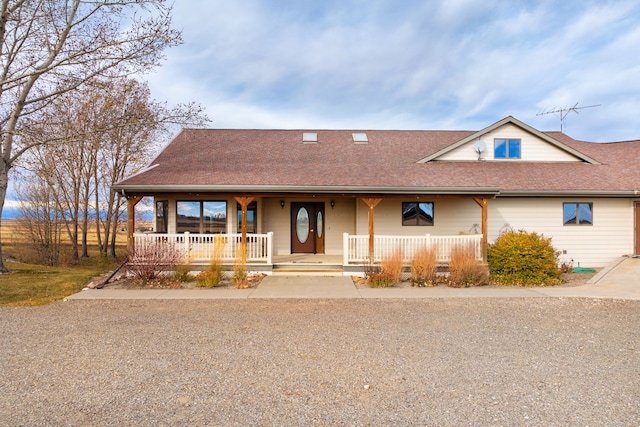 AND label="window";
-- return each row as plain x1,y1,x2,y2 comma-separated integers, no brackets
155,200,168,233
302,132,317,143
237,201,257,233
494,138,521,159
176,201,227,233
352,133,368,143
563,203,593,225
402,202,434,226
